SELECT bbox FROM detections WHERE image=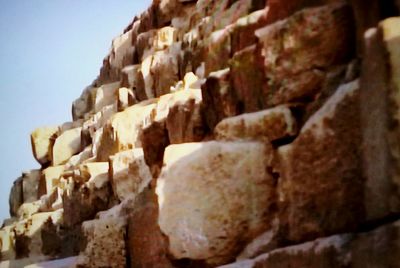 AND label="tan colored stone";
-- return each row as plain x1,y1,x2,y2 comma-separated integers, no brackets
77,217,126,268
51,127,82,166
109,149,152,201
154,26,178,51
93,82,119,113
157,141,274,265
278,80,363,243
41,166,65,195
215,105,297,142
96,100,156,161
63,162,111,227
109,29,134,71
30,126,58,165
12,210,63,259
